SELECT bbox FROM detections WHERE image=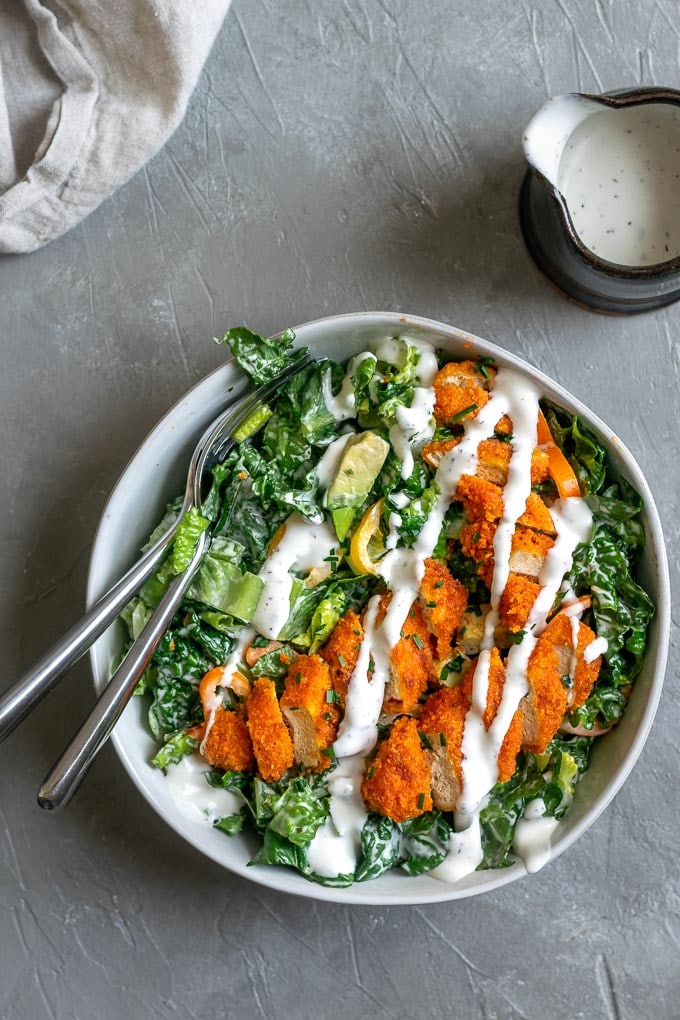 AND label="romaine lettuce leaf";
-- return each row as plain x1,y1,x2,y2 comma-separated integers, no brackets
171,507,210,573
151,730,199,769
